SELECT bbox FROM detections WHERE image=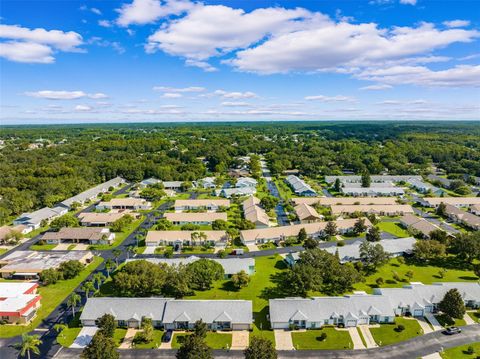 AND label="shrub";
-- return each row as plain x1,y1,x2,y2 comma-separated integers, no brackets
376,277,384,286
317,333,327,341
466,346,475,355
395,324,405,332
